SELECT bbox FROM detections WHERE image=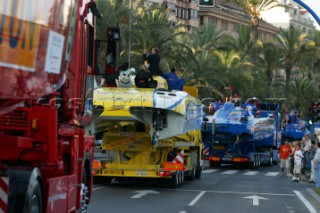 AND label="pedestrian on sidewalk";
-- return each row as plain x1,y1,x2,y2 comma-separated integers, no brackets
292,141,304,182
302,134,312,175
309,140,317,183
279,140,292,177
314,140,320,188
